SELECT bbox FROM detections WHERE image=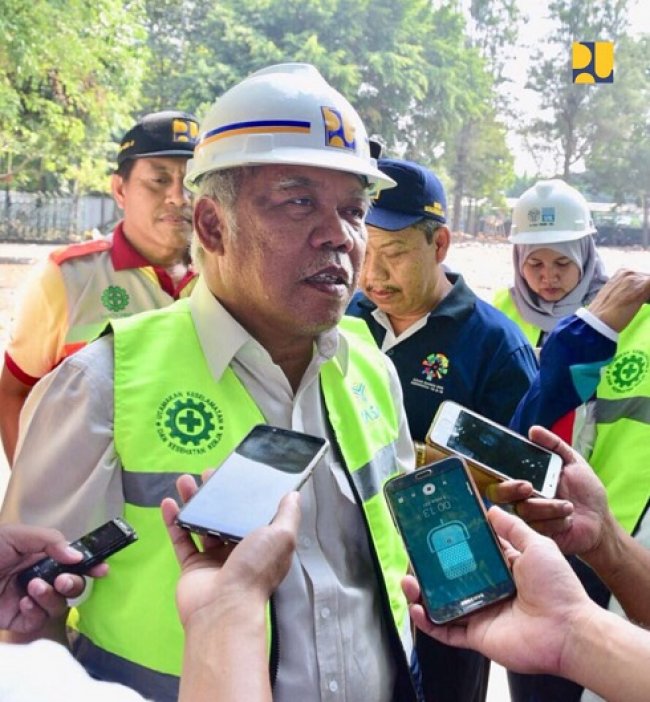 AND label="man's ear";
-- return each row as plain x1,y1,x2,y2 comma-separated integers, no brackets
194,197,228,254
434,226,451,262
111,173,126,210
